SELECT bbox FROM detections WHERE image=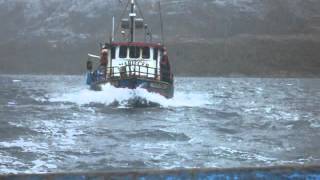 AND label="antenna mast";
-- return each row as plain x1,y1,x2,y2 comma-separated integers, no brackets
130,0,136,42
112,16,115,42
159,1,165,45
